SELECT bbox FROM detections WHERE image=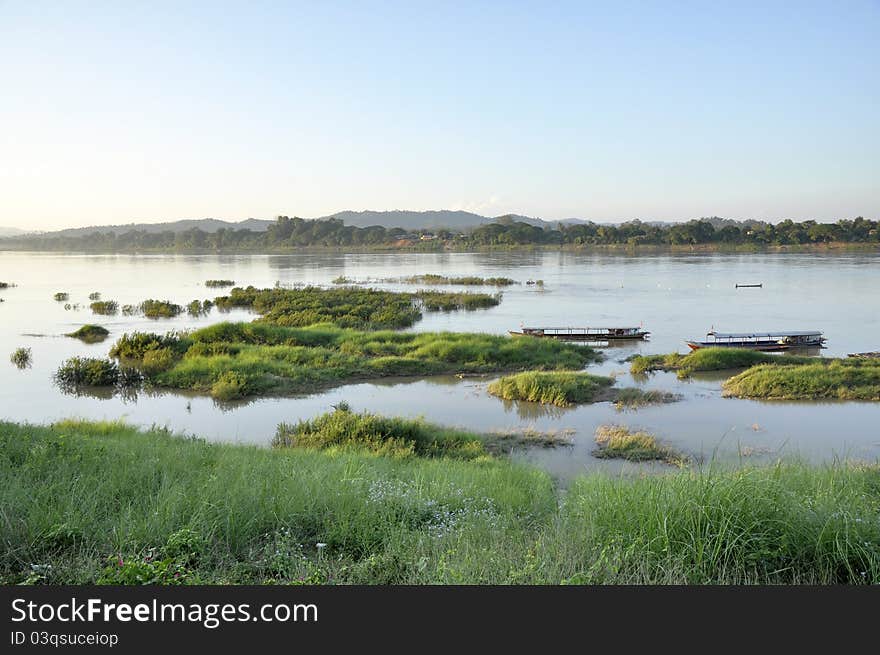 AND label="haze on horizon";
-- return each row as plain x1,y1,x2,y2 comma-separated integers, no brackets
1,1,878,231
